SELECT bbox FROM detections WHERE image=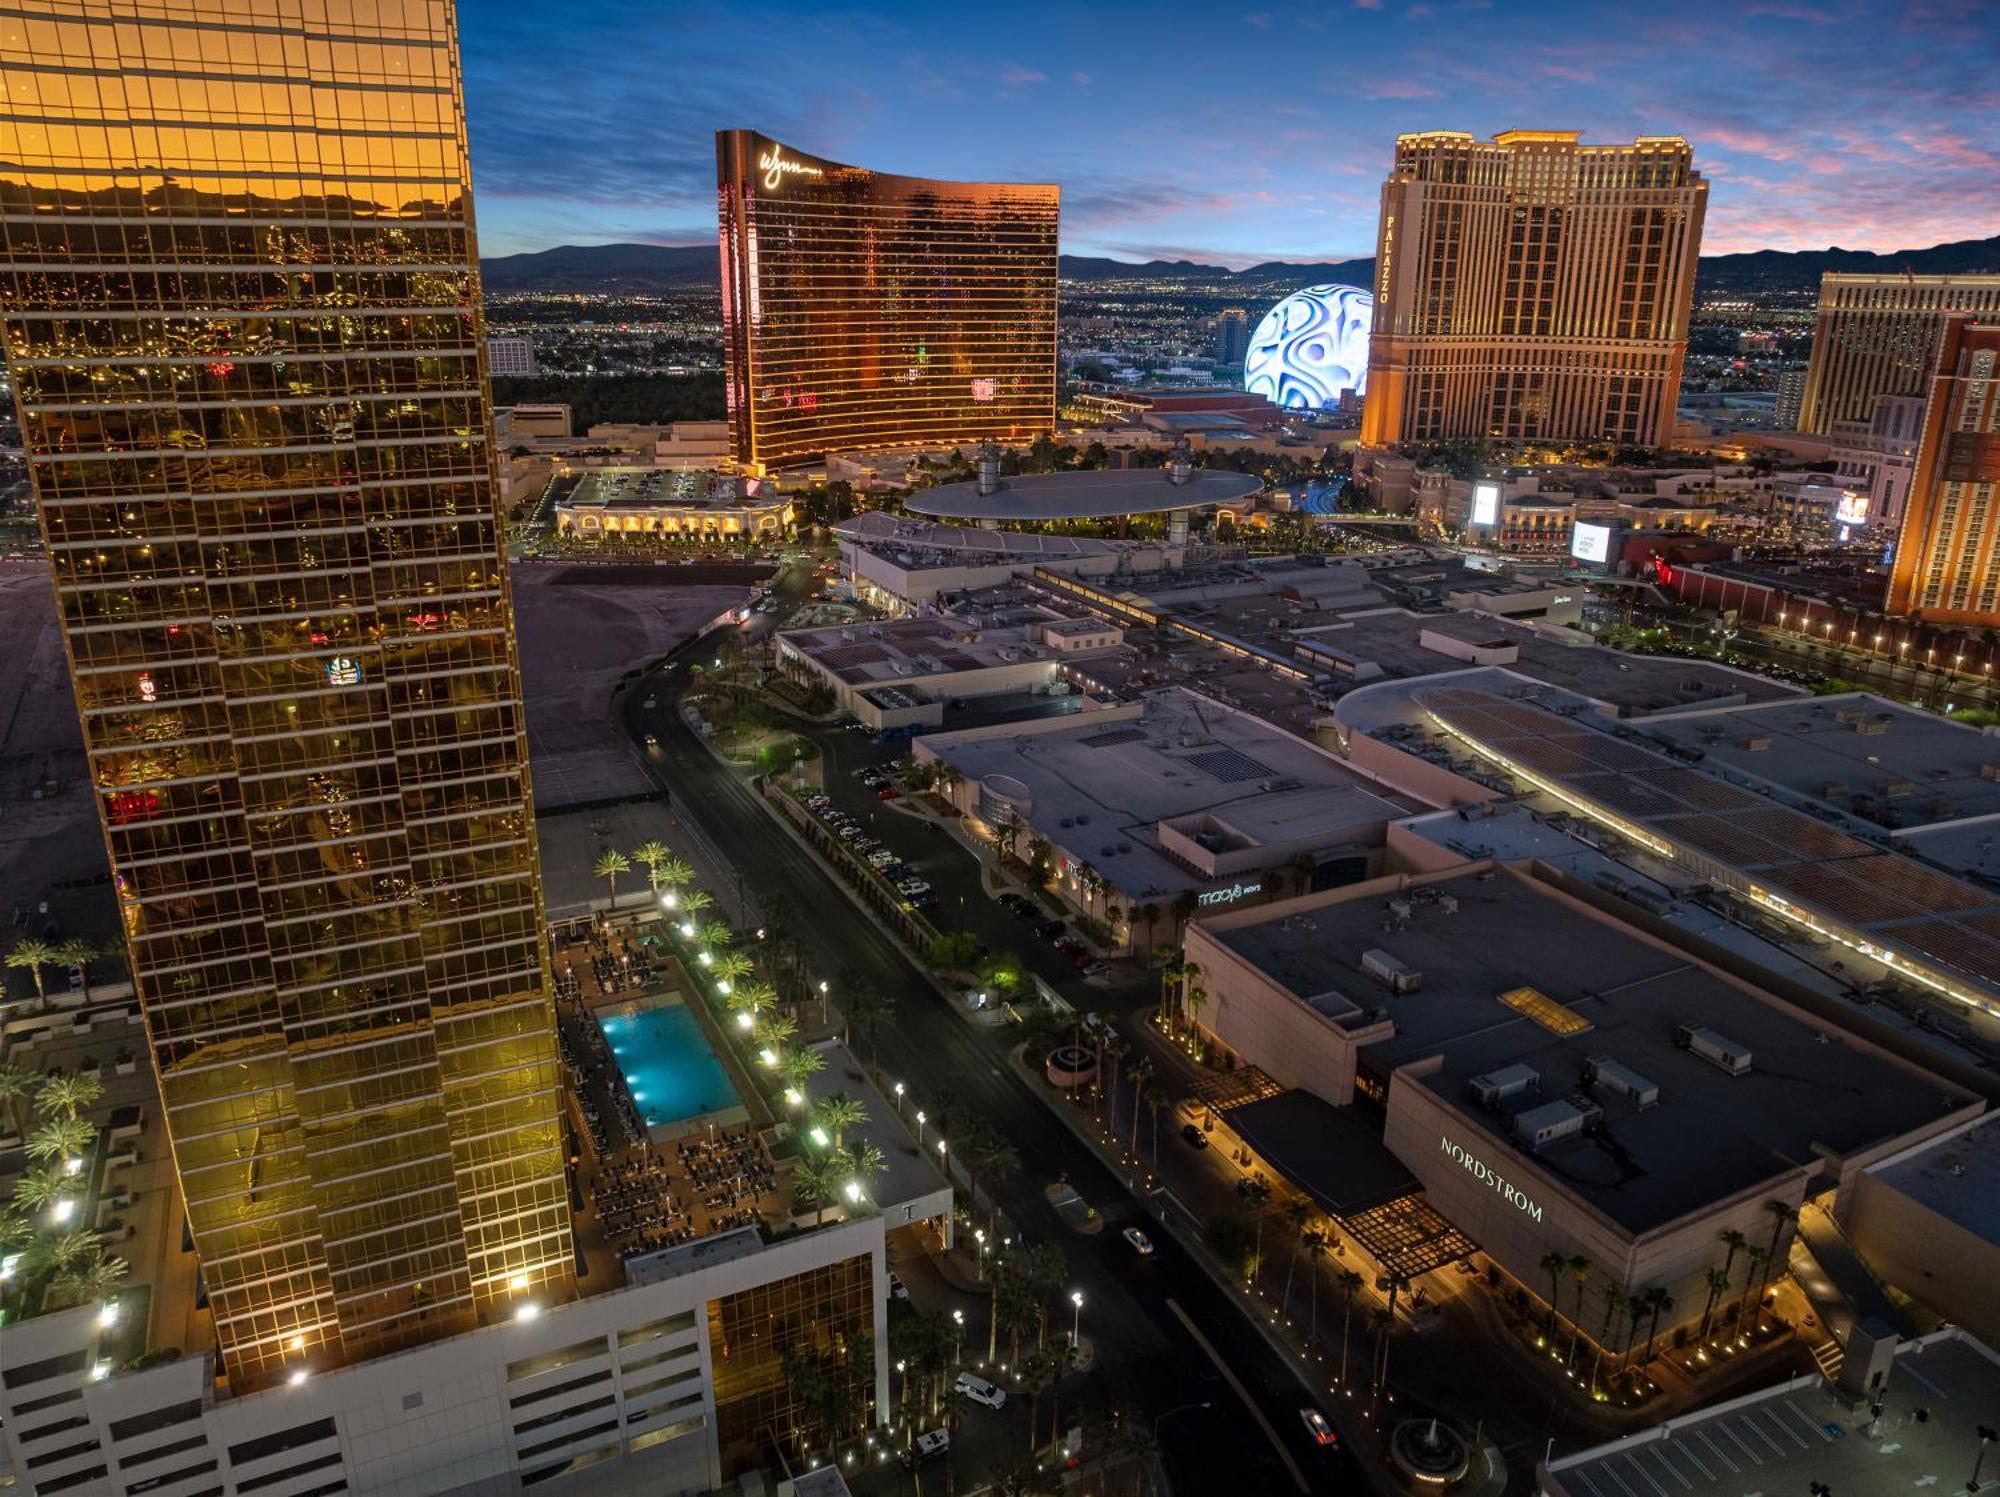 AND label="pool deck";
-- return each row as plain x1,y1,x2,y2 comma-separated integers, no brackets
590,990,752,1143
